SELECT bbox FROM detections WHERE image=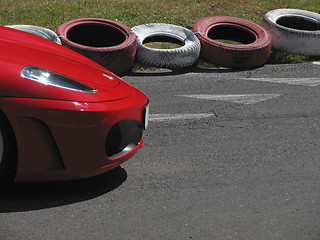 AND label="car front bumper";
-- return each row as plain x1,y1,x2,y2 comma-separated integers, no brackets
0,92,148,181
